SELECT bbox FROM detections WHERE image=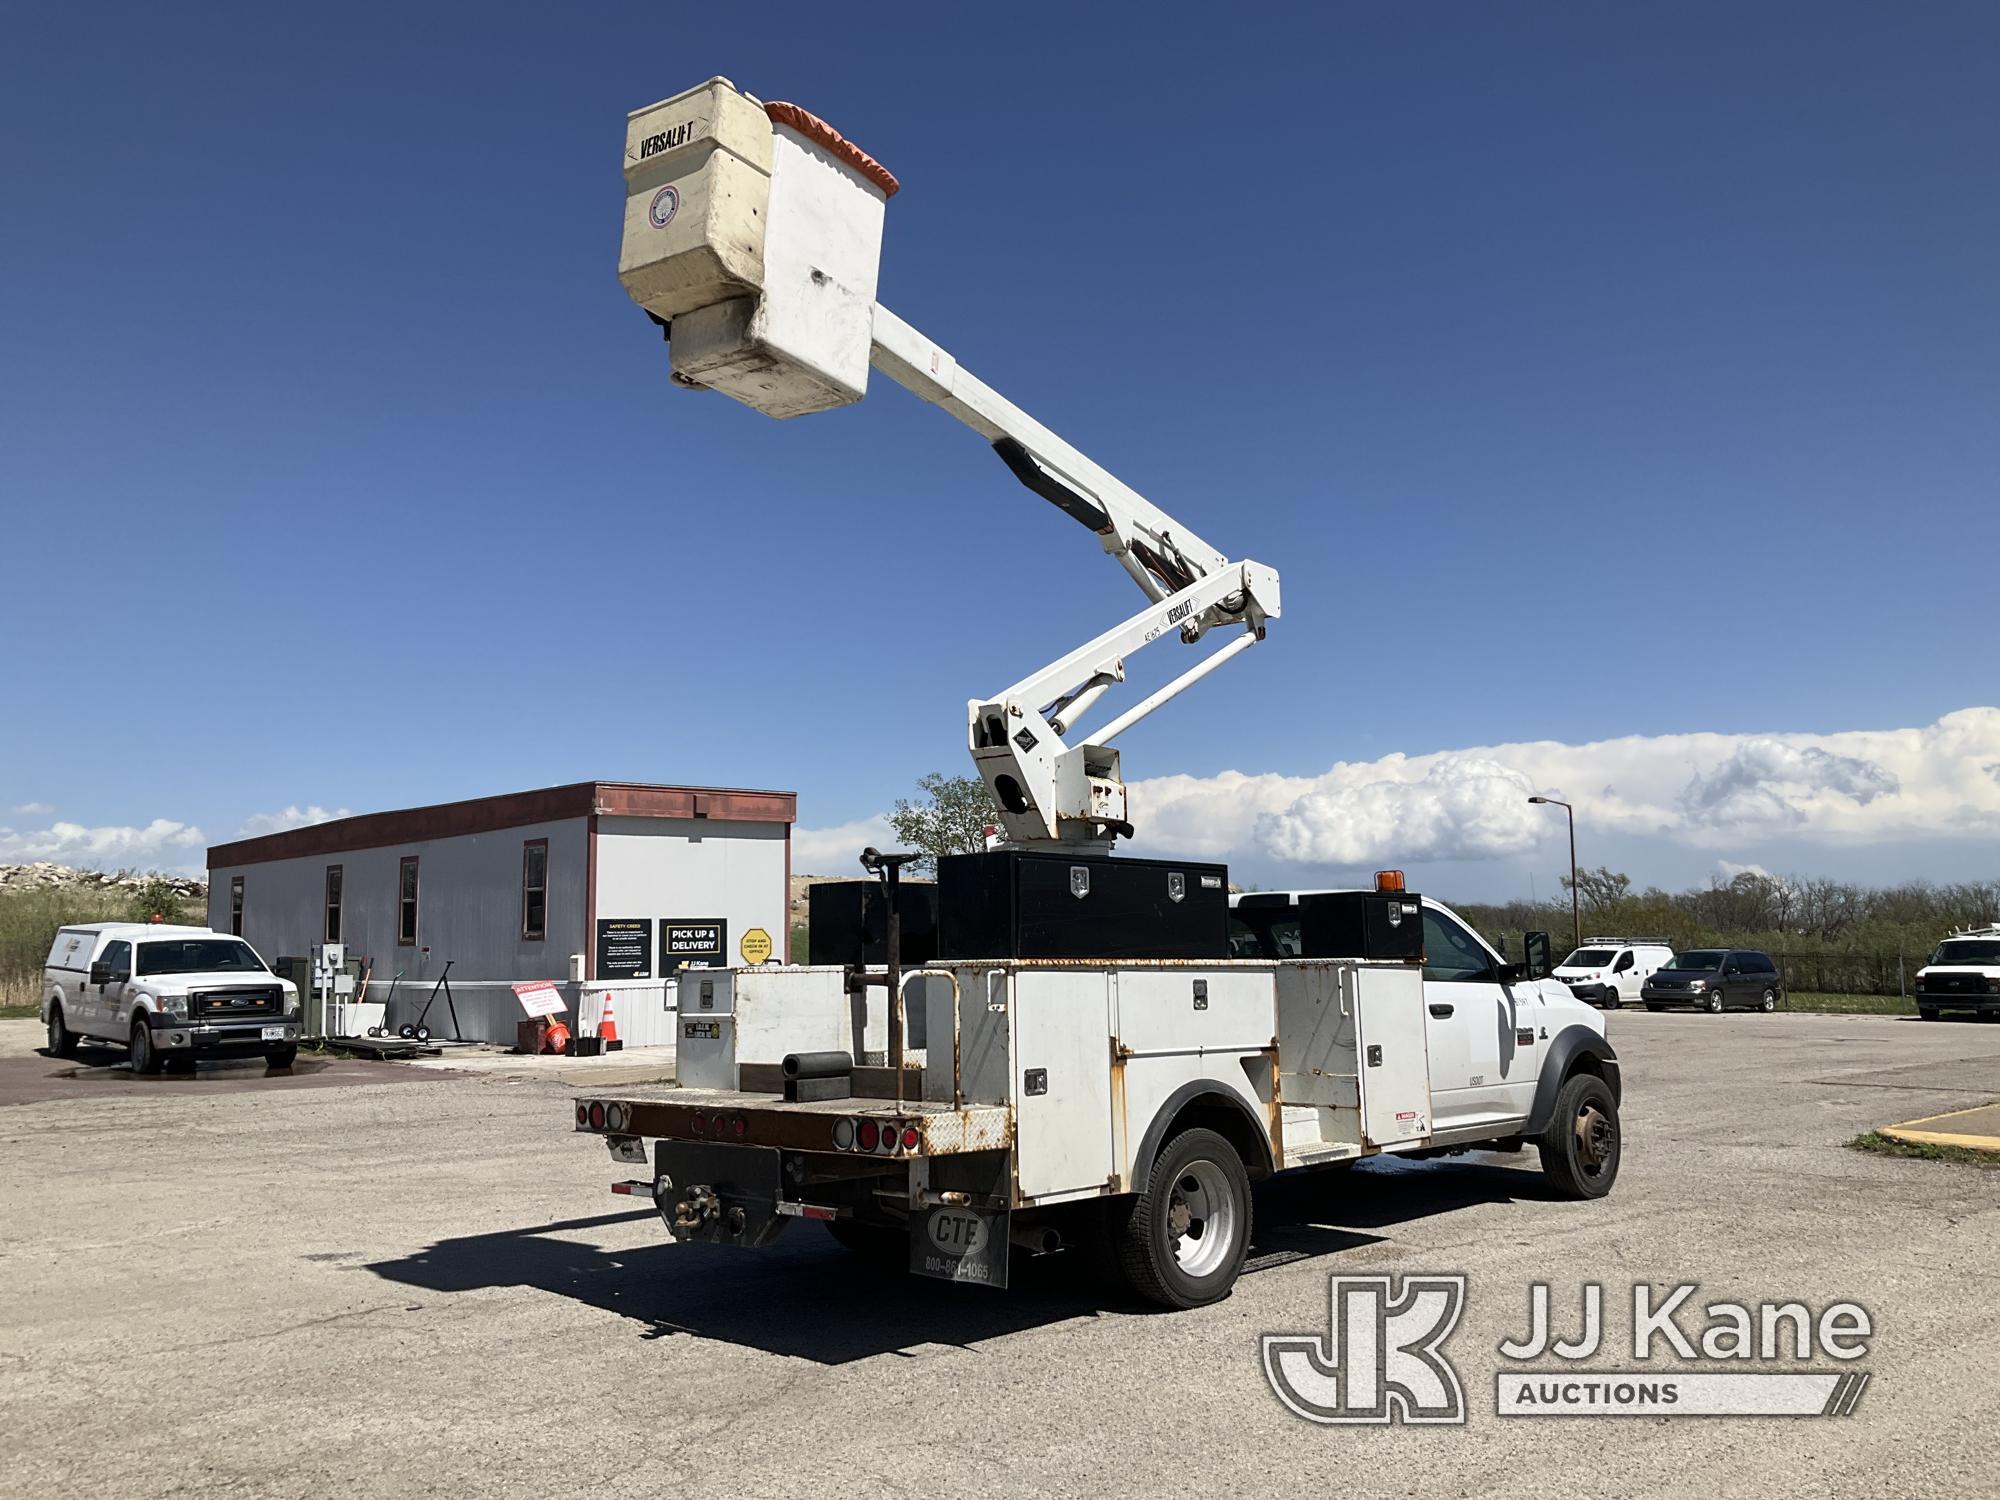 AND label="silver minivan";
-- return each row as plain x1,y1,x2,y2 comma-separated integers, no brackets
42,923,302,1072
